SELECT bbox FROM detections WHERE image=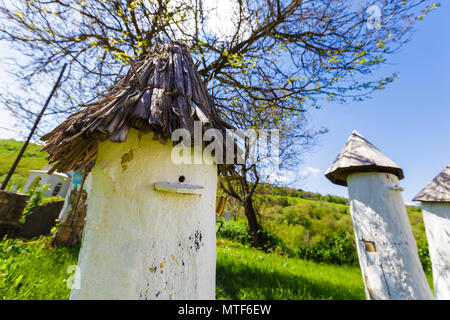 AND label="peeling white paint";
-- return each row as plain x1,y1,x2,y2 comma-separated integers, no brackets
422,202,450,299
347,172,433,300
70,129,217,300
